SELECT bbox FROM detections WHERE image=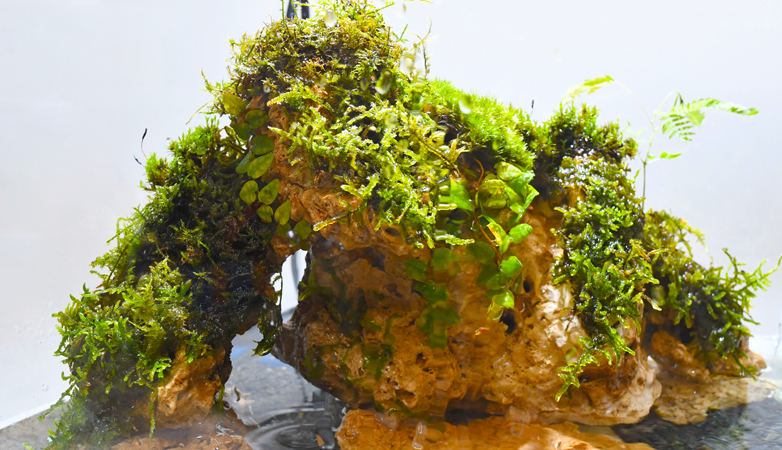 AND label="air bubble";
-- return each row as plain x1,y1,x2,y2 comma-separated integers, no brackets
459,95,474,114
324,10,337,27
376,70,393,95
399,54,415,76
385,113,398,129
